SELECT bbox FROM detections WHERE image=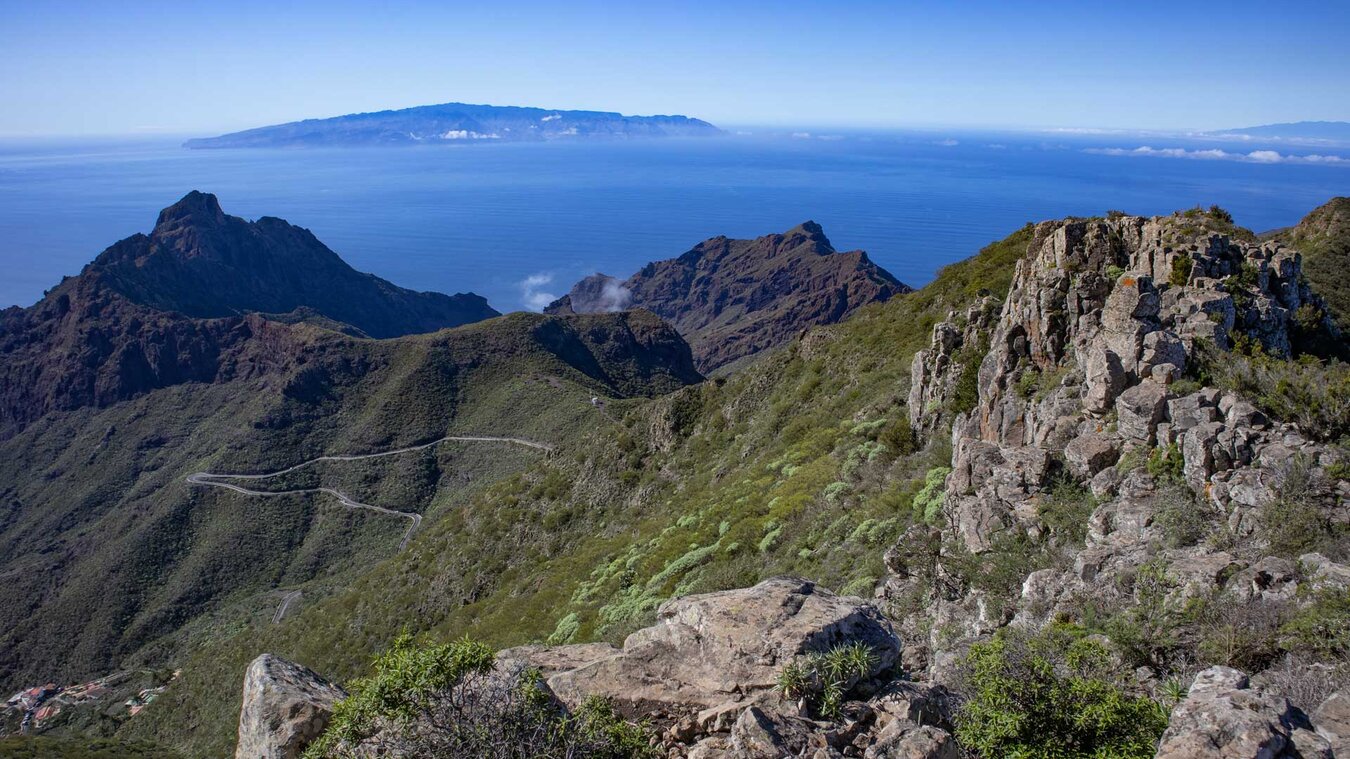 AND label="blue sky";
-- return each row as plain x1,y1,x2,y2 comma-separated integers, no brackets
2,0,1348,136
